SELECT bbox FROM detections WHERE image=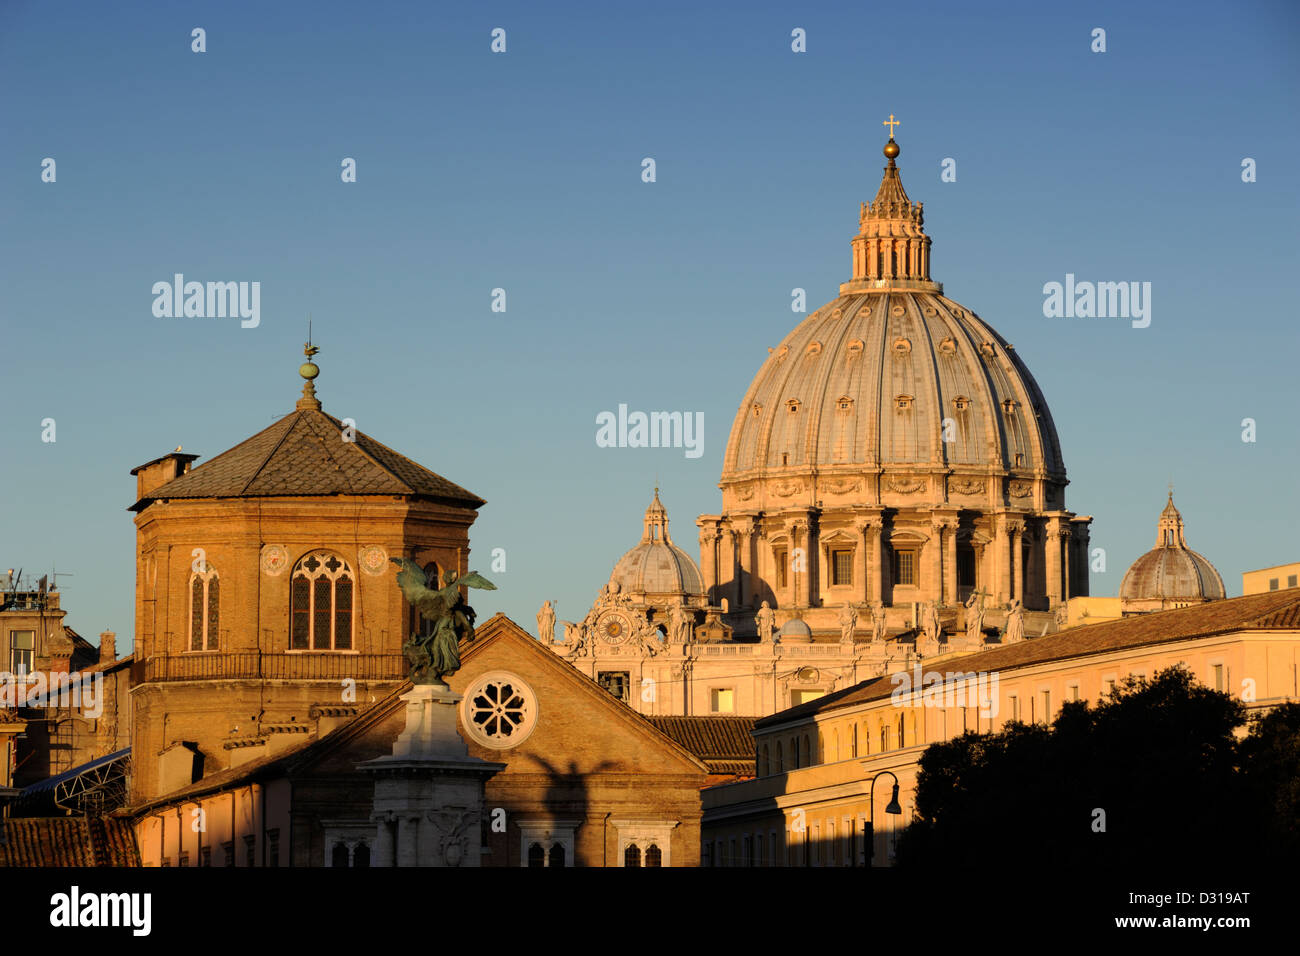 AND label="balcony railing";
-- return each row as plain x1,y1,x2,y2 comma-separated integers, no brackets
134,652,407,684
